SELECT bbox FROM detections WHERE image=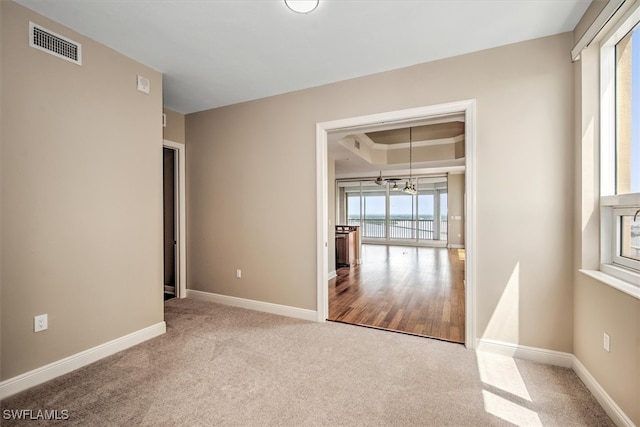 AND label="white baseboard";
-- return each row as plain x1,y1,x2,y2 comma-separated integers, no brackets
572,356,635,427
477,339,634,426
0,322,166,400
186,289,317,322
477,338,573,368
328,270,337,280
